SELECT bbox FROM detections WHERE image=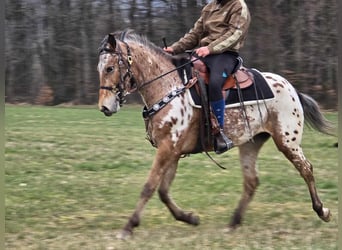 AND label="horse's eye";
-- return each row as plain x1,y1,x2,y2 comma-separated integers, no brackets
106,66,114,73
